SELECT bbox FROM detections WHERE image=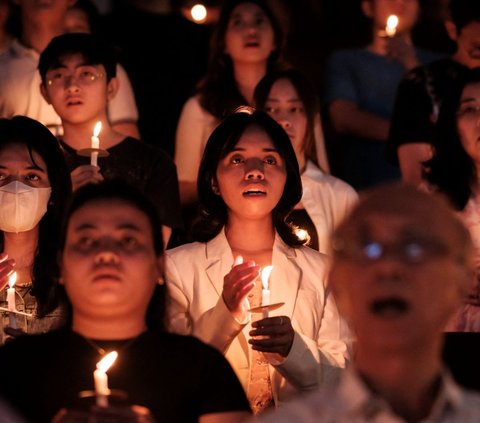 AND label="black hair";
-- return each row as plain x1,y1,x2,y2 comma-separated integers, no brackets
425,68,480,210
58,180,166,332
38,32,117,84
0,116,72,317
196,0,284,120
193,108,304,246
254,68,319,166
449,0,480,31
